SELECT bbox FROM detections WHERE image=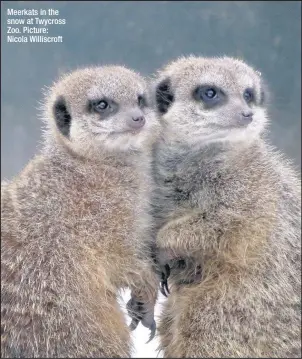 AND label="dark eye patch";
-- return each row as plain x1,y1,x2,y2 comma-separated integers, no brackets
243,88,255,104
87,98,118,118
155,78,174,114
53,95,71,138
193,85,226,109
138,95,147,108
